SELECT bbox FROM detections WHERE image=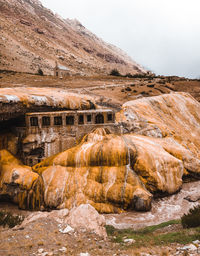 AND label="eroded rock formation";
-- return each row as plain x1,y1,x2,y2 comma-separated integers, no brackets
0,150,44,209
0,92,200,213
0,87,95,121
